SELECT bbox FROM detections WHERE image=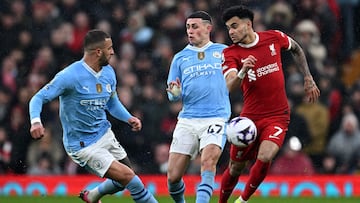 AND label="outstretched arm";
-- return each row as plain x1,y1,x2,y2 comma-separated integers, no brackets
289,38,320,103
